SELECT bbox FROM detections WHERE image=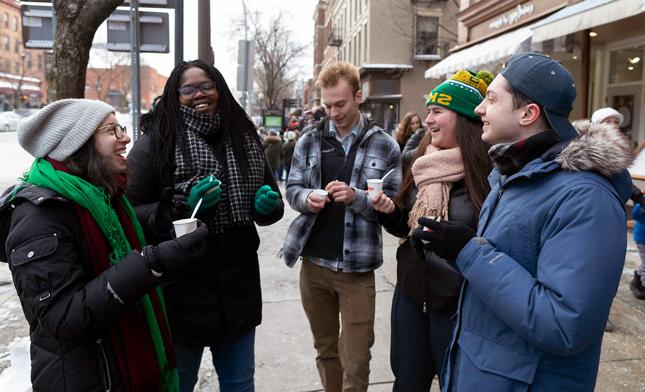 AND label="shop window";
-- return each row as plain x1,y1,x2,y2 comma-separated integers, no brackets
371,79,399,95
609,45,643,84
415,15,439,56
